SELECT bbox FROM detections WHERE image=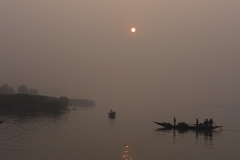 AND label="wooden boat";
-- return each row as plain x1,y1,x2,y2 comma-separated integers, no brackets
153,121,223,130
108,110,116,118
